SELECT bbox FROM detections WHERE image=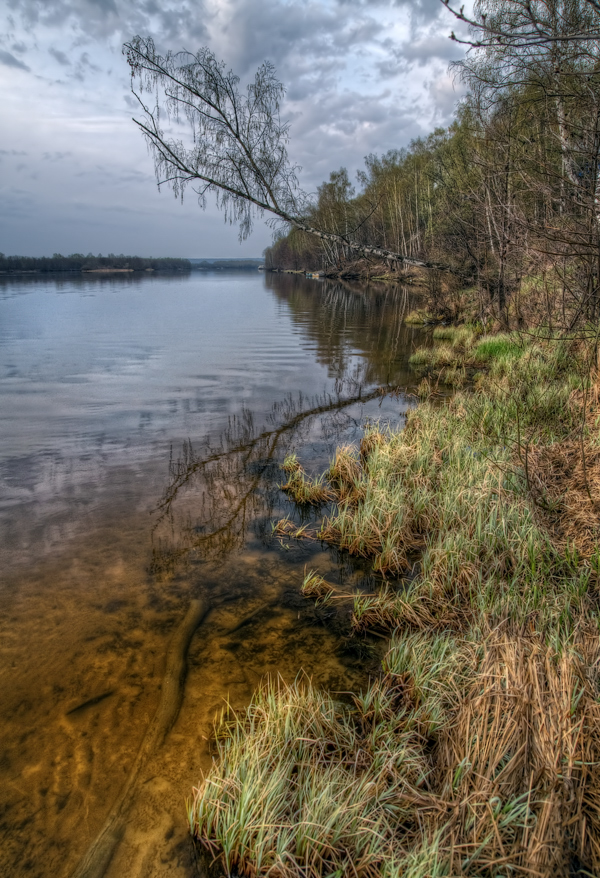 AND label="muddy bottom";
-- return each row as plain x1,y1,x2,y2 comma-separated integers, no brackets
0,471,389,878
